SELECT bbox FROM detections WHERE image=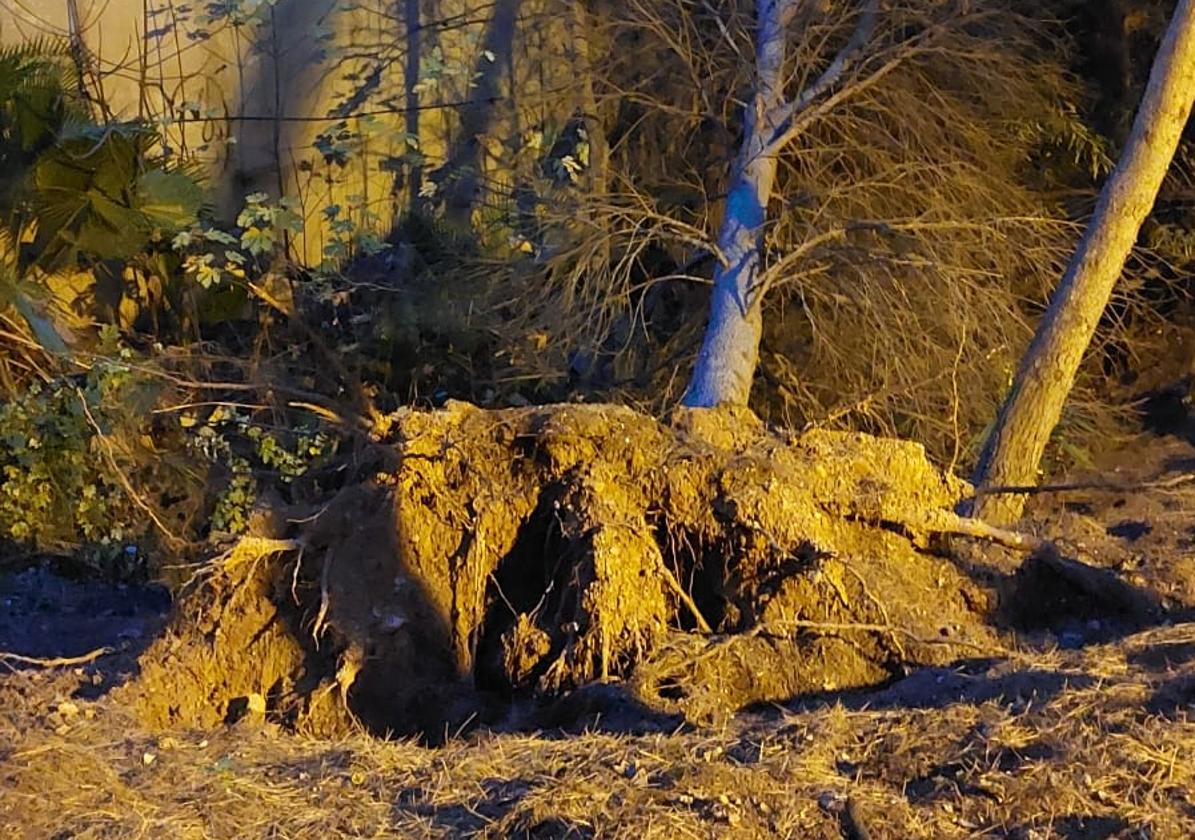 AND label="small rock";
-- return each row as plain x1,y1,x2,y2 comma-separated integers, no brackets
817,791,846,813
